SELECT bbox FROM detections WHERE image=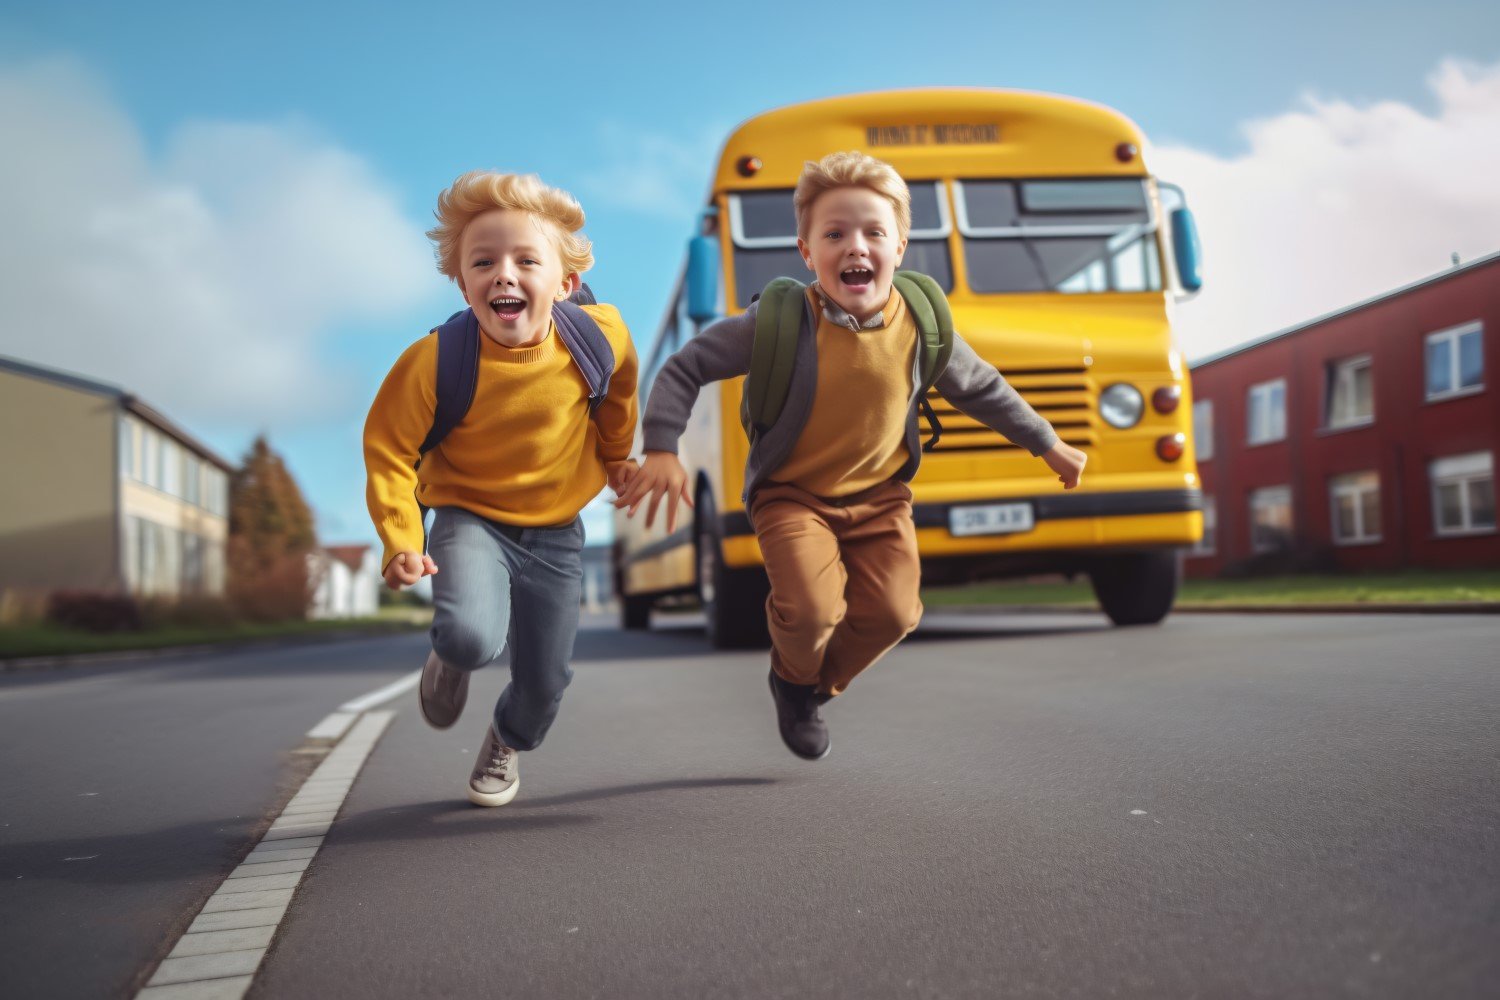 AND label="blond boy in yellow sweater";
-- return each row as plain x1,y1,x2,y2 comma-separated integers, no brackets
617,152,1085,760
365,172,638,805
